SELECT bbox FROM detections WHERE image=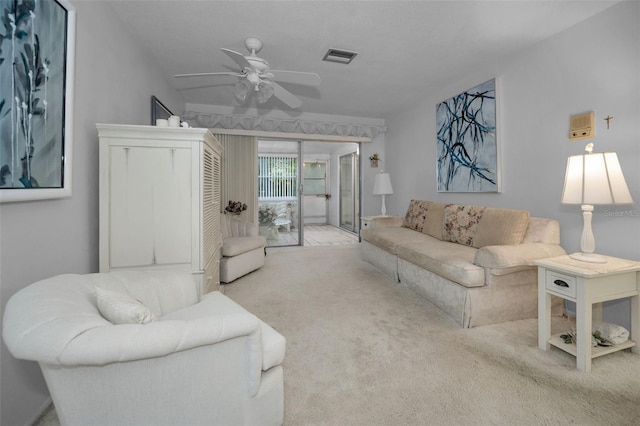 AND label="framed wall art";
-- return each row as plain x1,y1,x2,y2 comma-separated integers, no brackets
151,95,172,124
436,78,500,193
0,0,76,203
